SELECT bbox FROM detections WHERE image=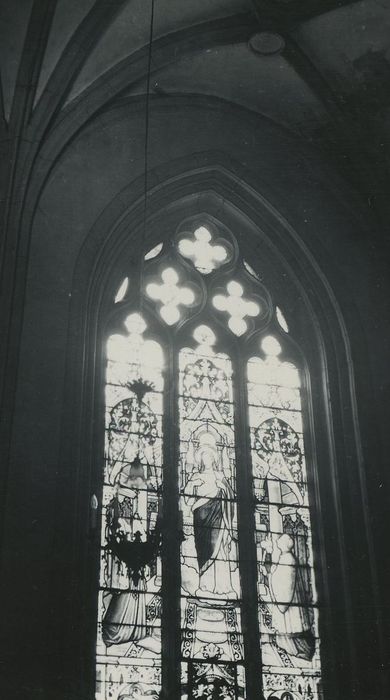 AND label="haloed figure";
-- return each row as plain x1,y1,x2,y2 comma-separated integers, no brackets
185,446,237,598
263,533,315,660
